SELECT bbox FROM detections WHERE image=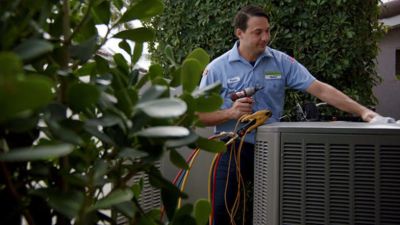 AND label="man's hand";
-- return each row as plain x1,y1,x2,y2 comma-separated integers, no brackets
228,97,254,120
361,109,379,122
368,114,396,124
196,97,254,126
